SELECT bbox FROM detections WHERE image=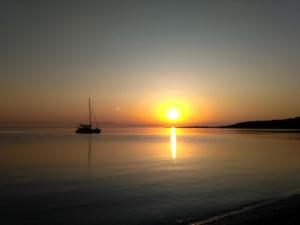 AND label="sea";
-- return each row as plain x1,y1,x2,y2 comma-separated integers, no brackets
0,127,299,225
